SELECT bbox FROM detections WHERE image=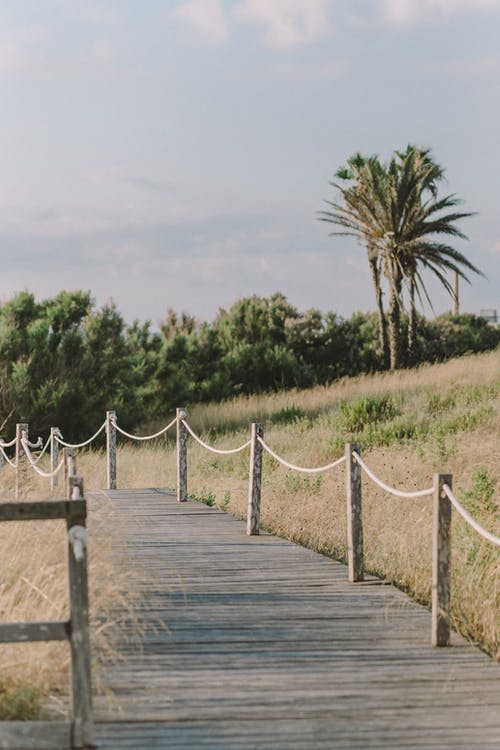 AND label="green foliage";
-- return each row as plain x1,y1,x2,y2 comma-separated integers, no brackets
284,473,322,495
462,469,498,515
270,406,306,426
190,487,217,507
0,677,42,720
340,395,399,432
0,290,498,443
